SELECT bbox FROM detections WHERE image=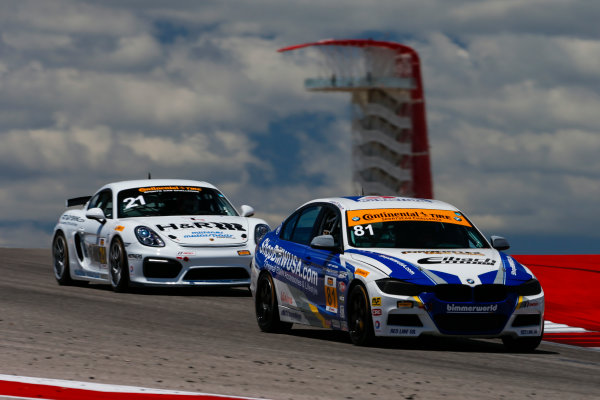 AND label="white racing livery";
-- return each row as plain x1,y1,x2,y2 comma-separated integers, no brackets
52,179,270,292
252,196,545,351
